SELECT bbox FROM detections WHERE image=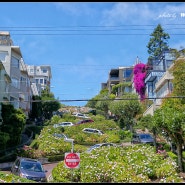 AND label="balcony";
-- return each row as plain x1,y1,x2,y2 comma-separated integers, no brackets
155,71,173,91
110,76,119,81
145,71,164,82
